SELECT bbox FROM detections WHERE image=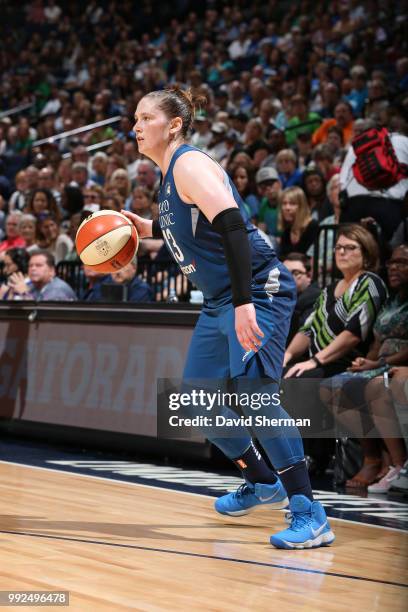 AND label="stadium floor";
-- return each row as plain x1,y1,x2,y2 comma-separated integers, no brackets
1,436,407,532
